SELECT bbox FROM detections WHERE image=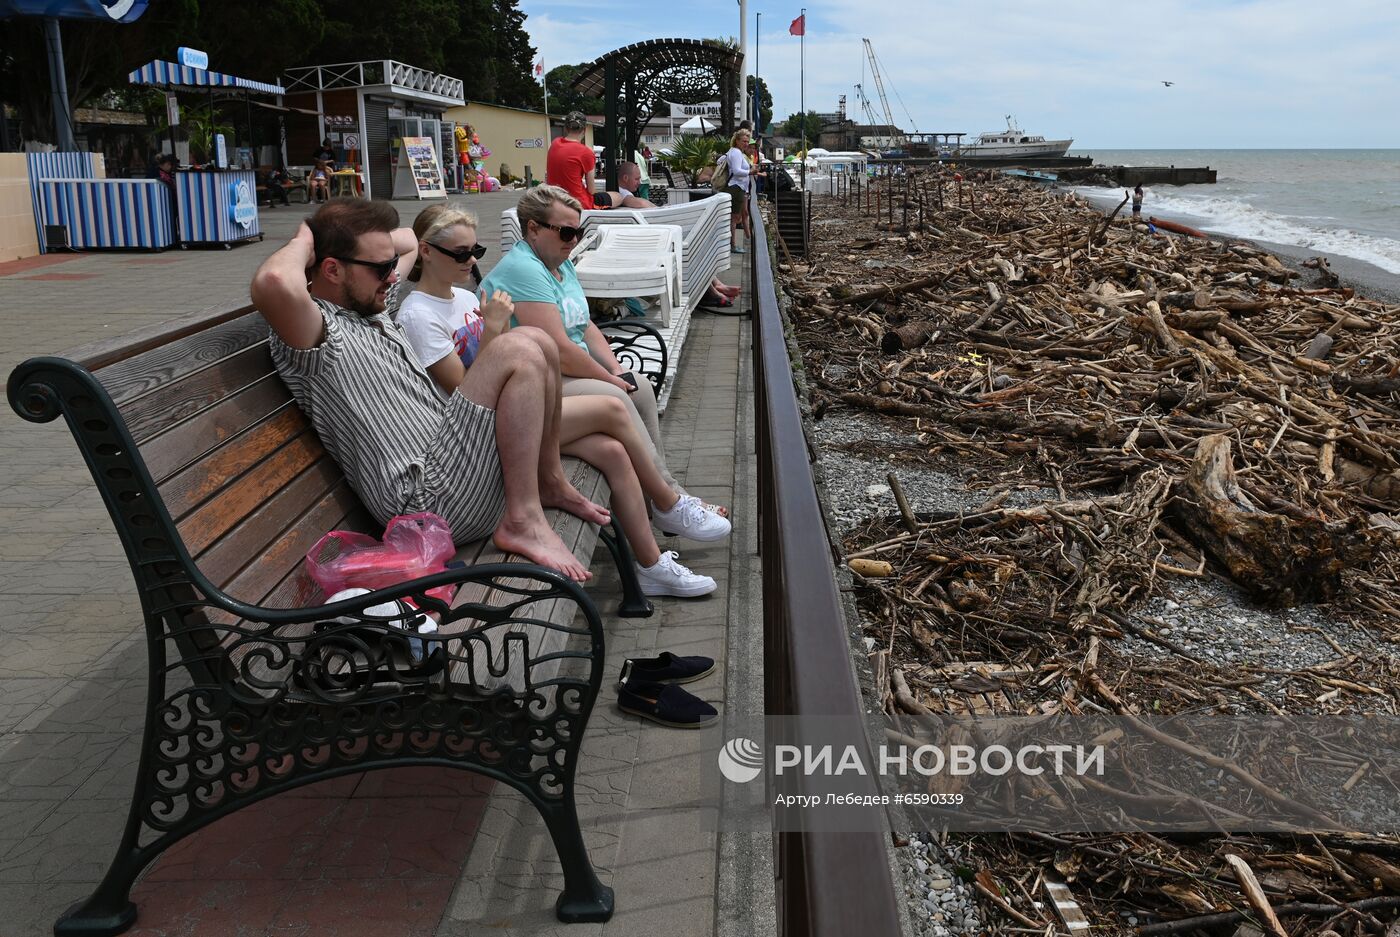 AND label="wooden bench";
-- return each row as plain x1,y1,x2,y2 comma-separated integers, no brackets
7,302,658,935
